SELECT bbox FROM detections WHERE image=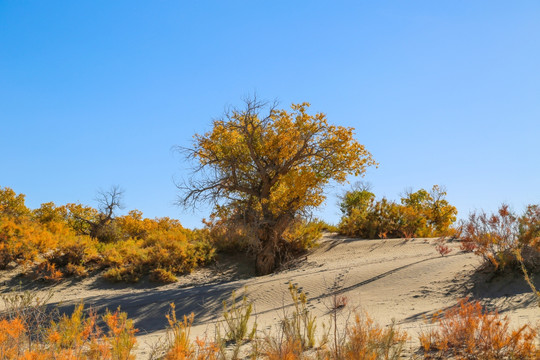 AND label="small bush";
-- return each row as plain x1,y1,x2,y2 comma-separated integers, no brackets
220,288,257,344
341,315,407,360
64,262,89,277
461,204,540,272
419,298,538,359
46,235,101,272
434,240,452,257
0,215,62,269
281,283,318,350
149,268,177,283
103,266,143,283
259,335,303,360
35,261,63,282
0,317,26,359
1,289,56,349
163,303,220,360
